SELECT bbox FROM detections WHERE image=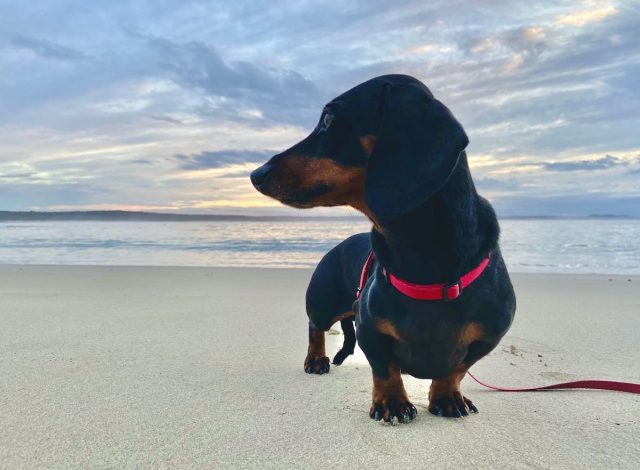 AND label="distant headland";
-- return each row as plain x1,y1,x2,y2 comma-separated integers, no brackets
0,211,636,222
0,210,363,222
